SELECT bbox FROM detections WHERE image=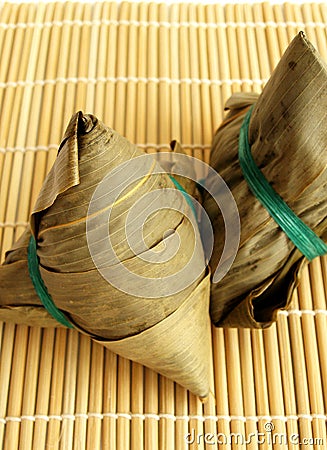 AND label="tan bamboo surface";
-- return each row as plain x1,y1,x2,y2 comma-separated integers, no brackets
0,1,327,449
